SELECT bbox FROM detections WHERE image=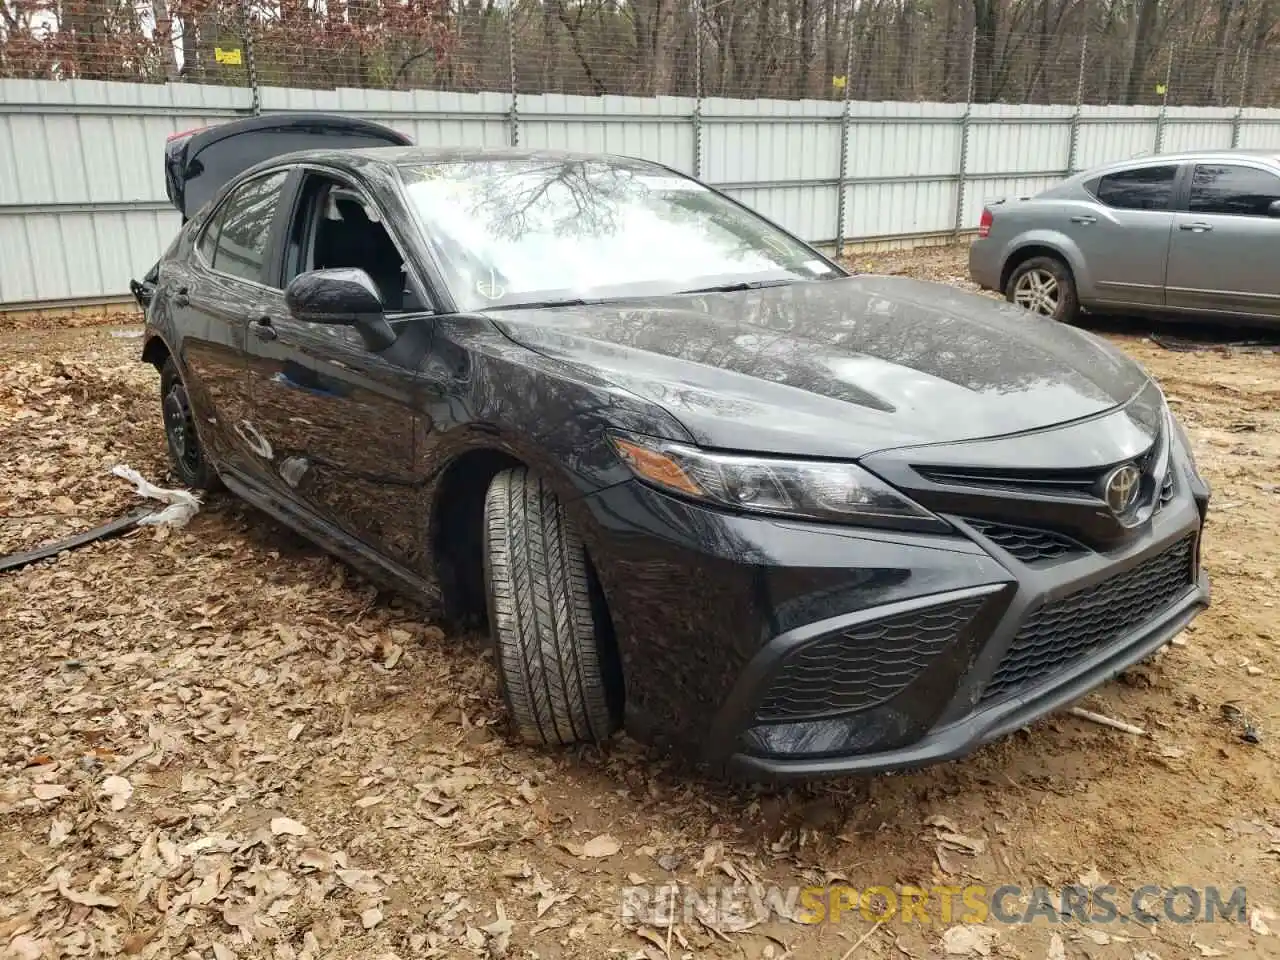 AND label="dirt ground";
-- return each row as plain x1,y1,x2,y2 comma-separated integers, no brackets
1,245,1277,960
